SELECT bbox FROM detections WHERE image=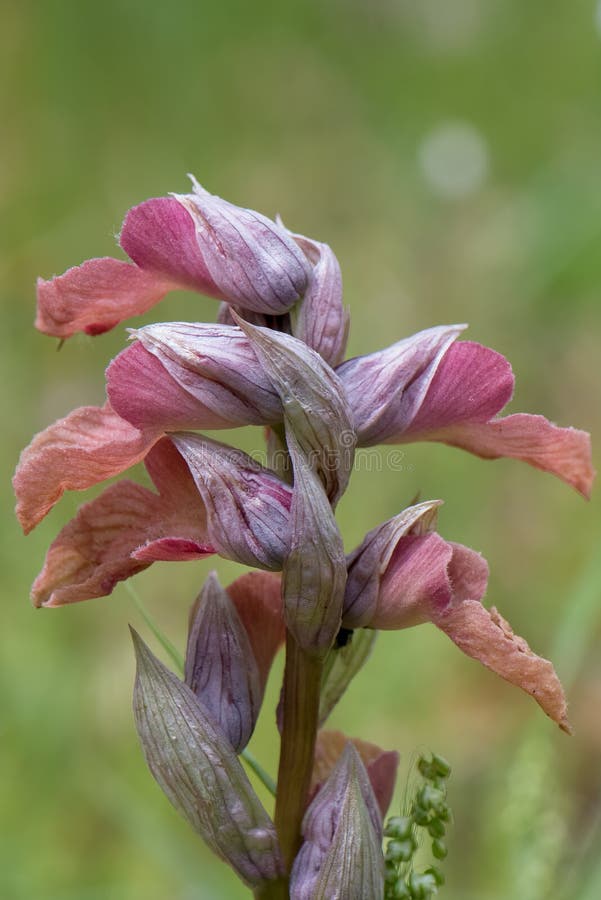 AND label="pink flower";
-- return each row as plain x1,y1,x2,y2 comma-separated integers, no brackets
344,504,571,731
31,435,293,607
35,178,312,338
338,325,594,497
